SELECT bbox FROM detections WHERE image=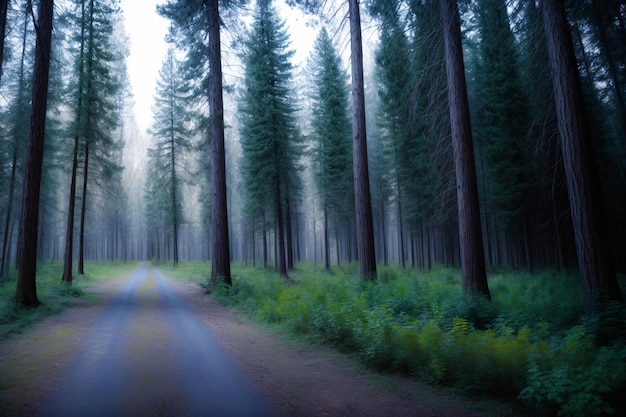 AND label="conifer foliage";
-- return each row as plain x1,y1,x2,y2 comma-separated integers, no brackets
144,48,193,267
159,0,236,287
308,27,353,272
239,0,301,279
